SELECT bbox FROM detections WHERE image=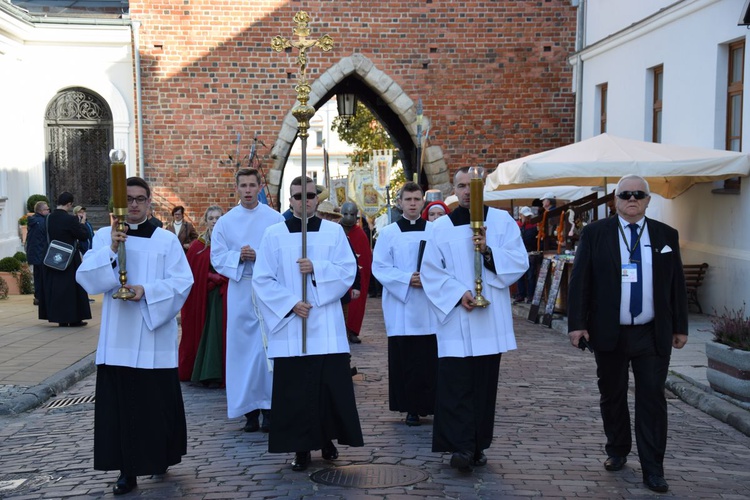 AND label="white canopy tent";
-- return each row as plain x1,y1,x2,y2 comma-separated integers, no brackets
486,134,750,199
444,185,605,211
